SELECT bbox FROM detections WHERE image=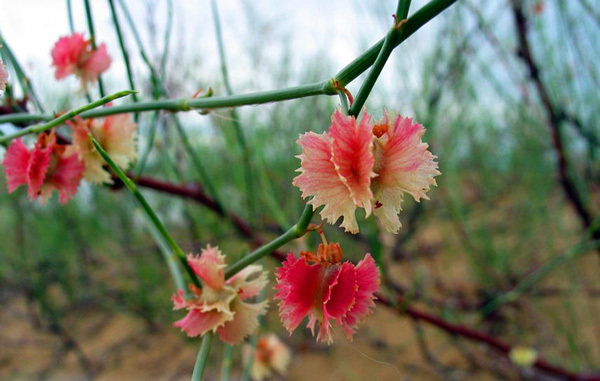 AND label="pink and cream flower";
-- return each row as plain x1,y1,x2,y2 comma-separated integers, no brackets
51,33,111,91
0,56,8,92
2,131,84,204
172,245,269,345
275,239,380,344
66,113,137,184
293,109,440,234
244,333,291,381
